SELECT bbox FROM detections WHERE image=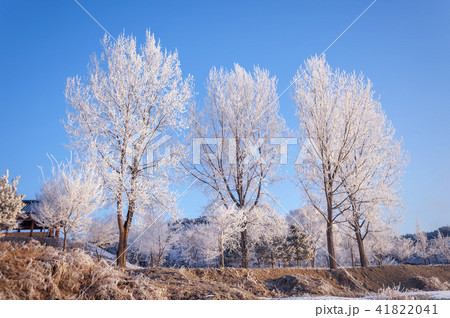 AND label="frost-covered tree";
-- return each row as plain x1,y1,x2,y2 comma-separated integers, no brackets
340,202,402,268
337,110,406,268
292,55,407,269
198,222,221,268
289,206,325,267
85,214,118,260
178,223,206,268
393,237,415,264
367,232,394,266
414,220,430,265
428,237,441,264
205,204,241,267
132,212,178,267
332,225,358,267
255,236,287,268
244,204,289,267
185,64,286,268
285,225,315,268
33,160,104,251
433,230,449,264
292,55,358,268
245,204,288,253
338,117,406,268
65,30,193,267
0,170,25,235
